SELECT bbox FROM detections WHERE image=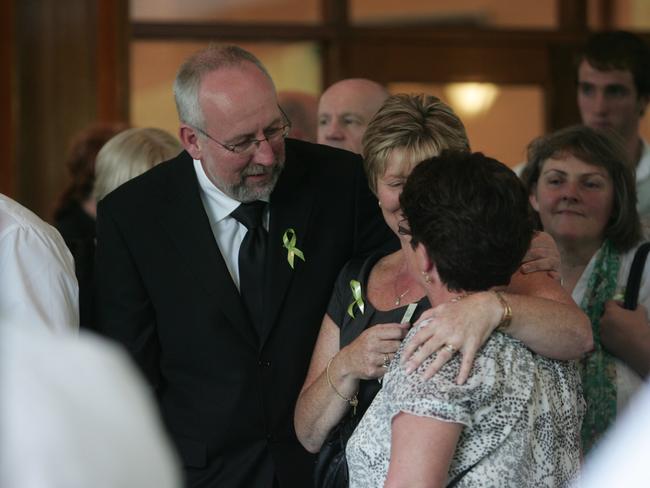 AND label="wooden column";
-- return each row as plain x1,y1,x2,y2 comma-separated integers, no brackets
0,1,15,197
321,0,349,87
97,0,129,122
12,0,128,218
558,0,588,31
546,41,584,132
